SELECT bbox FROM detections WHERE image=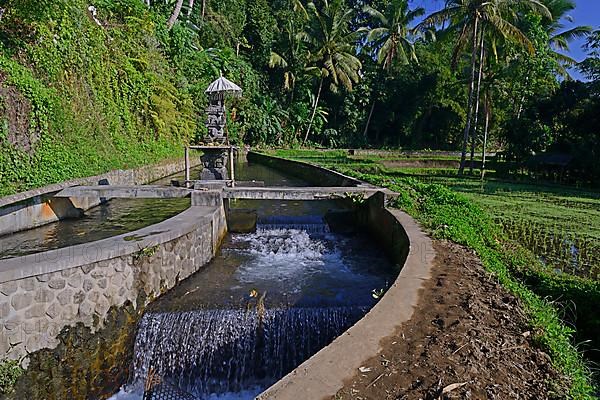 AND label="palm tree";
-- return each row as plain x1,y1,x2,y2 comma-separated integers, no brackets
301,0,362,144
167,0,184,28
361,0,424,140
269,1,310,99
542,0,592,79
363,0,424,70
419,0,551,175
